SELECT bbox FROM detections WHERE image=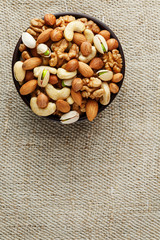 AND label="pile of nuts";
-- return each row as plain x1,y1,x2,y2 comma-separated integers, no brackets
13,14,123,124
